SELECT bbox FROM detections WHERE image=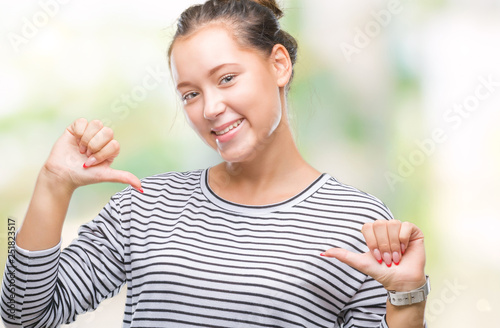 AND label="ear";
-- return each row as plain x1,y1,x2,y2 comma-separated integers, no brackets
271,44,292,88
